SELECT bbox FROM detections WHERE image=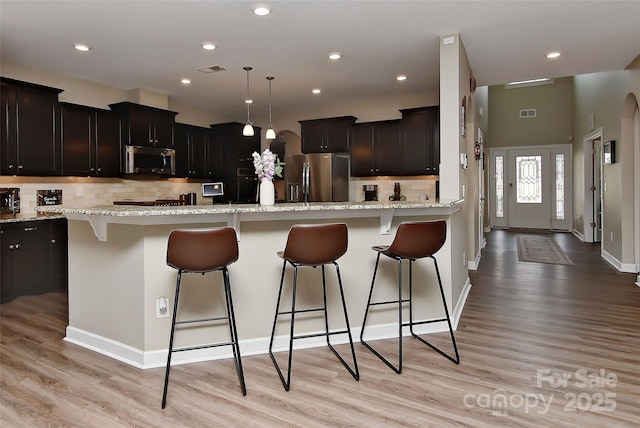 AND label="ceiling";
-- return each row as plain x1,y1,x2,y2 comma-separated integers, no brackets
1,1,639,123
